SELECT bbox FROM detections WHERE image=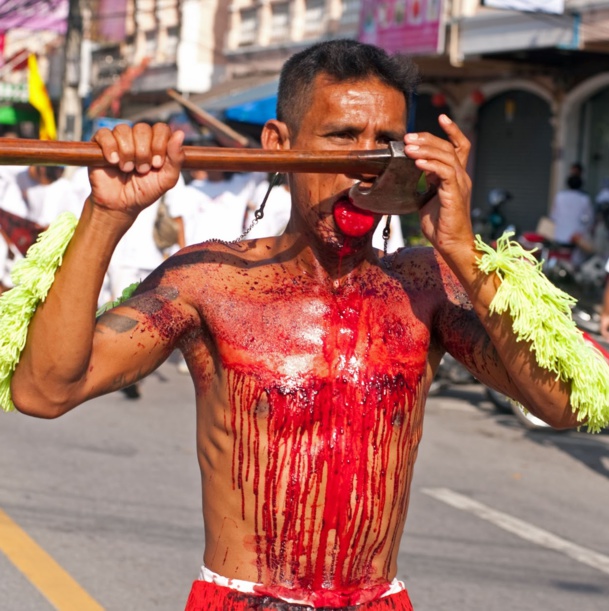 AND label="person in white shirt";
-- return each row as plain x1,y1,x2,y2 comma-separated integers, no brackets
108,201,165,300
13,166,83,227
244,175,292,239
69,166,93,208
165,173,213,248
189,170,257,242
23,173,83,227
0,167,29,218
550,175,595,267
551,175,594,246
